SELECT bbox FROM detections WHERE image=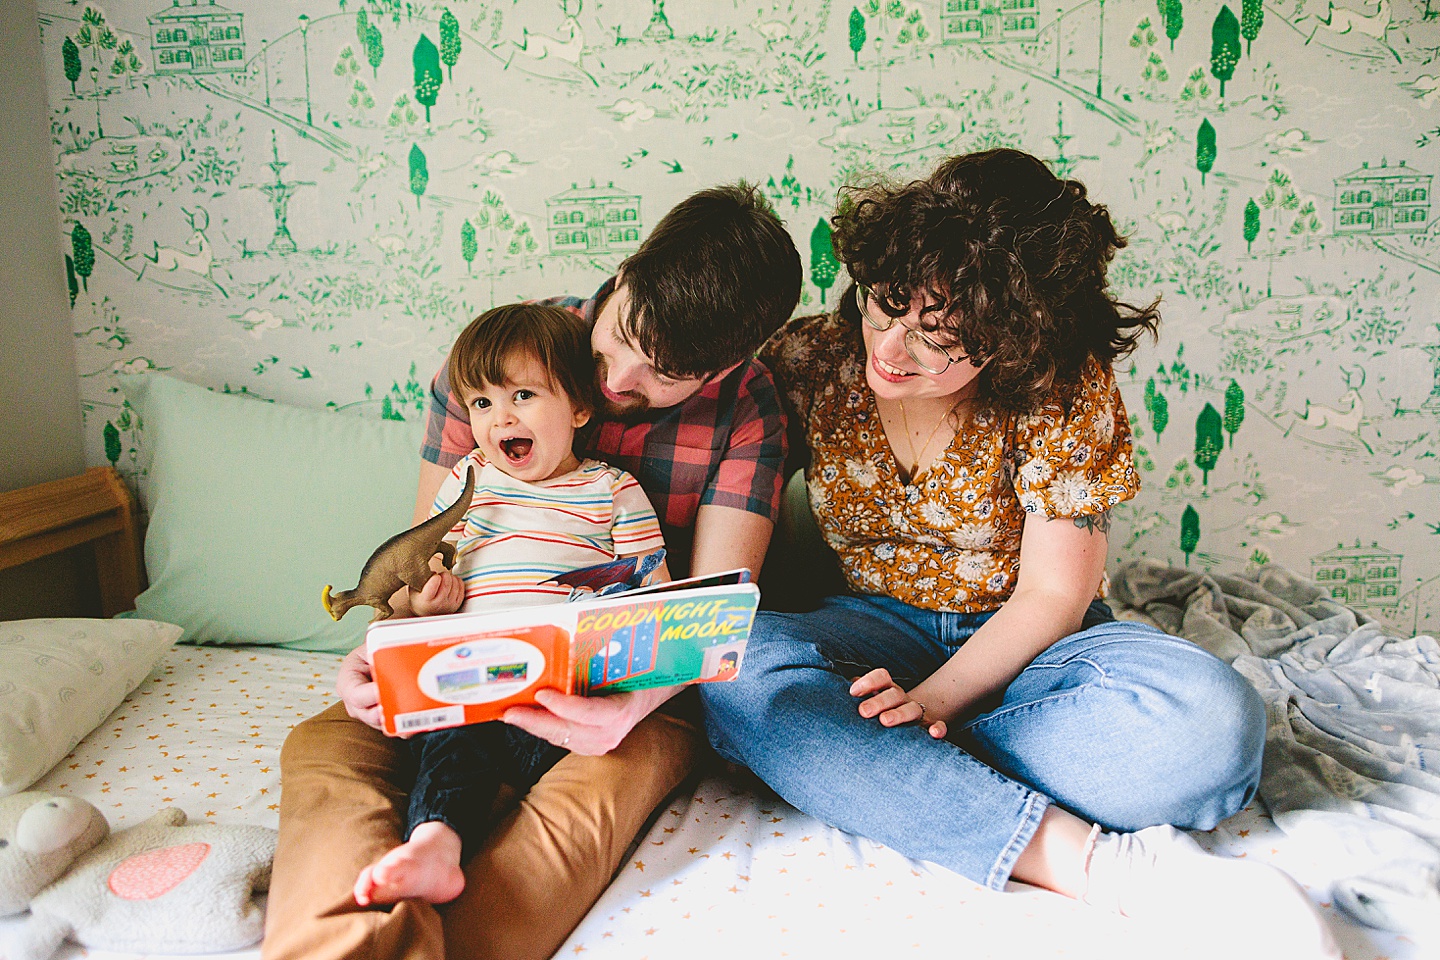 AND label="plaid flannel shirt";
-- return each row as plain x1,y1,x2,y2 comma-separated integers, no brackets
422,278,788,577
